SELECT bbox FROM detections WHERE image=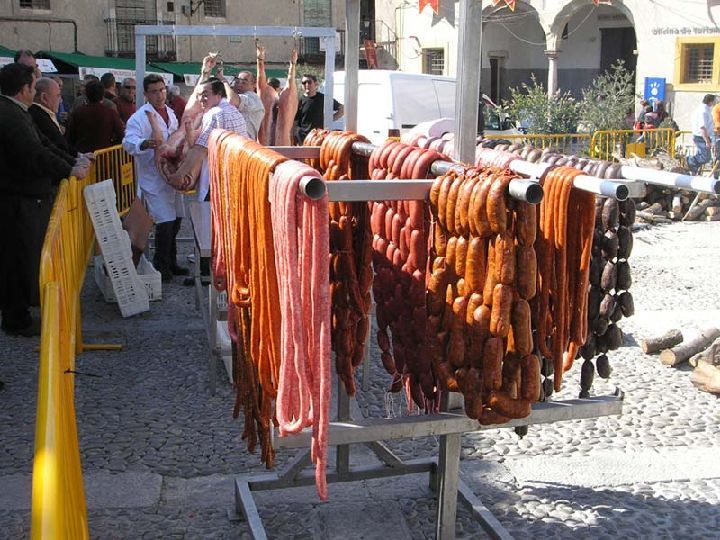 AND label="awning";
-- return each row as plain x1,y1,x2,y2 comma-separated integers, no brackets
151,61,288,86
36,51,173,86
